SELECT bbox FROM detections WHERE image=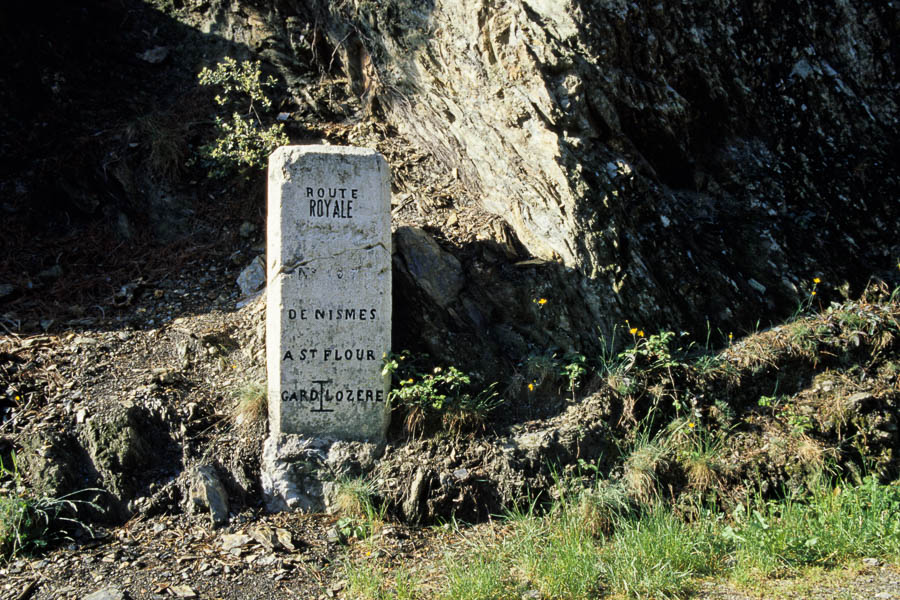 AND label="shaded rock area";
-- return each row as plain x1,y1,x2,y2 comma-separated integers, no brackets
3,0,898,387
